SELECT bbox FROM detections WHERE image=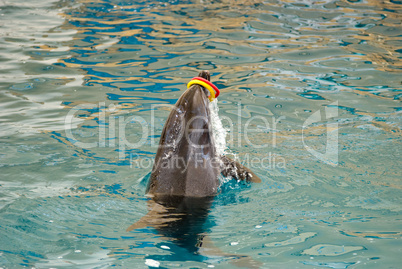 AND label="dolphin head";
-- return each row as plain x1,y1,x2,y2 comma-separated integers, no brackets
163,70,214,152
147,71,221,197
